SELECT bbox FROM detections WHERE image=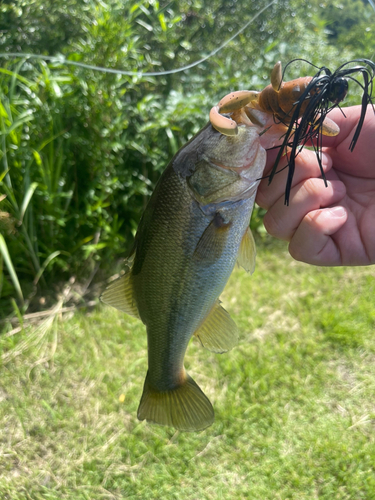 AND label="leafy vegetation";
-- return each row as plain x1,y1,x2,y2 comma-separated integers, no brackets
1,242,374,499
0,0,374,313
